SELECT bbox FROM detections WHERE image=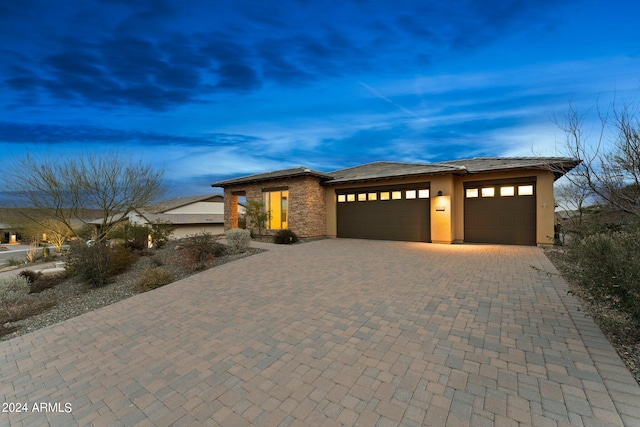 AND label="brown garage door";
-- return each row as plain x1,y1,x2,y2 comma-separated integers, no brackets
336,186,431,242
464,180,536,245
